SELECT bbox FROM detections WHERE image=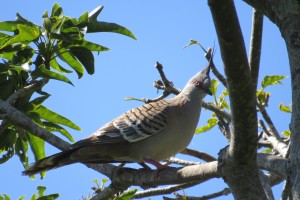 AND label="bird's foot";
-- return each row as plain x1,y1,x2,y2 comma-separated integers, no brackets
144,159,169,170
